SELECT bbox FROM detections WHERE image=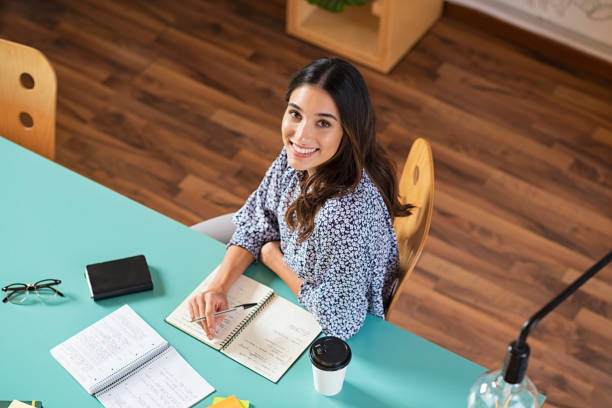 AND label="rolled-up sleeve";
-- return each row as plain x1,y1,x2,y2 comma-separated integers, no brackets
297,201,371,340
228,152,285,261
